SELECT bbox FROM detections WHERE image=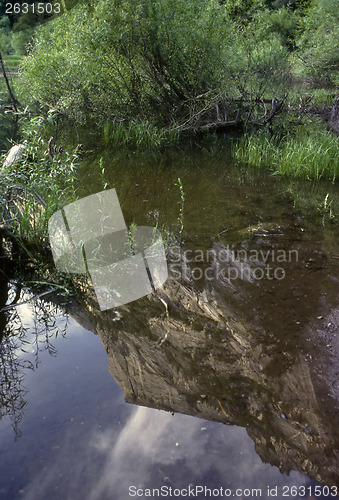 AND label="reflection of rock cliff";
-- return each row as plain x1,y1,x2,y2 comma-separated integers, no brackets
71,235,339,488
